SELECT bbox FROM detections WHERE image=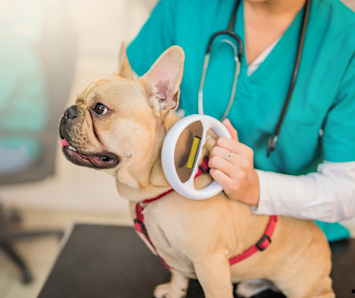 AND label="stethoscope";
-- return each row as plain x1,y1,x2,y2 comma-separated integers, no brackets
198,0,311,157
